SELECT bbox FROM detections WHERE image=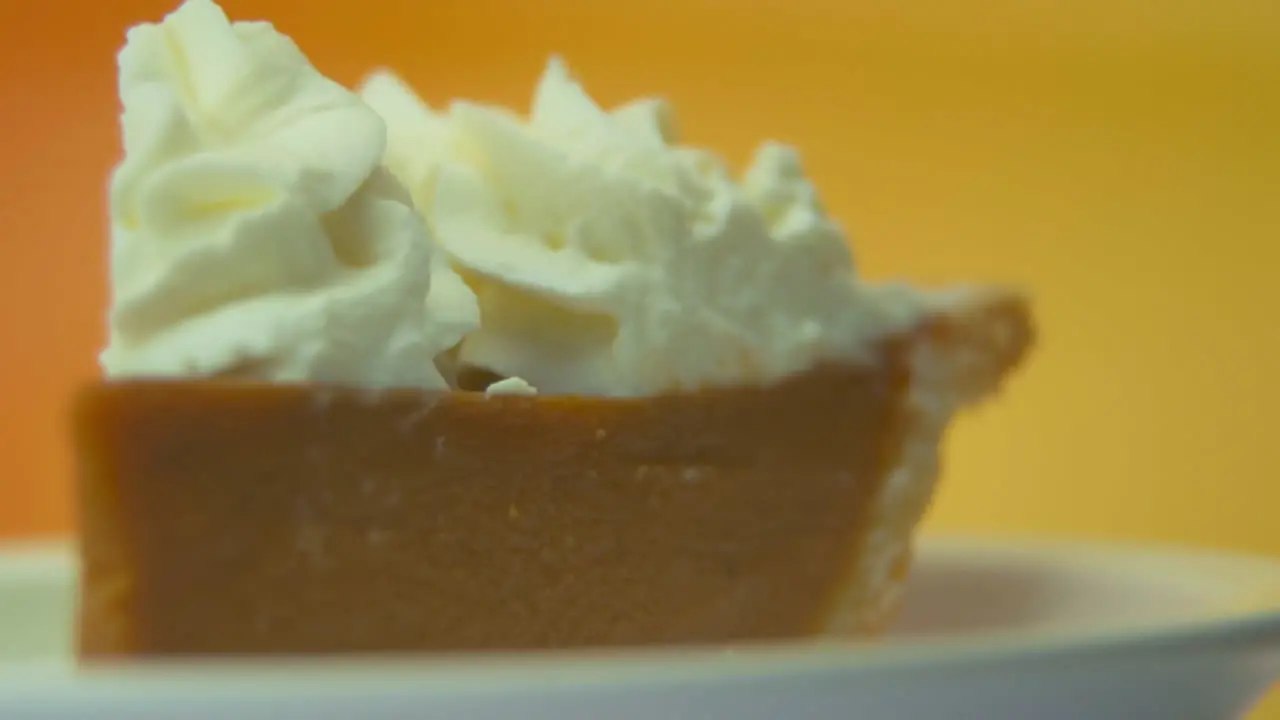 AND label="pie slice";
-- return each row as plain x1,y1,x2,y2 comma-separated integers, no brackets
72,288,1032,657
